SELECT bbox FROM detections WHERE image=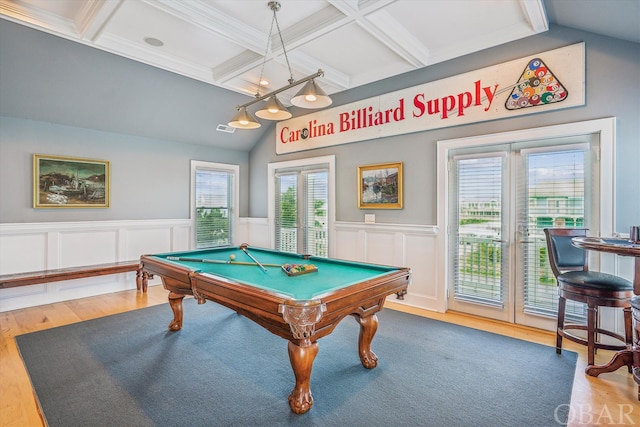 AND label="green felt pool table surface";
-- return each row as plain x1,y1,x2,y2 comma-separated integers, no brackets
153,246,399,300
